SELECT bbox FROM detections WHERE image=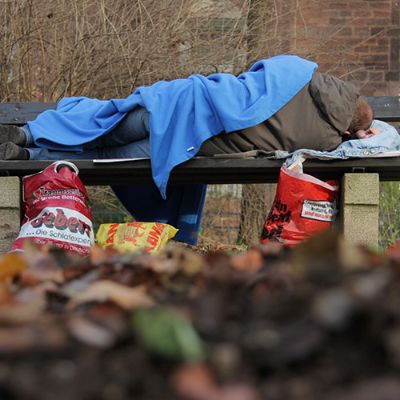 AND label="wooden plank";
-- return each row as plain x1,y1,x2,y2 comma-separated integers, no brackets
367,96,400,122
0,97,399,124
0,102,56,125
0,157,400,185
